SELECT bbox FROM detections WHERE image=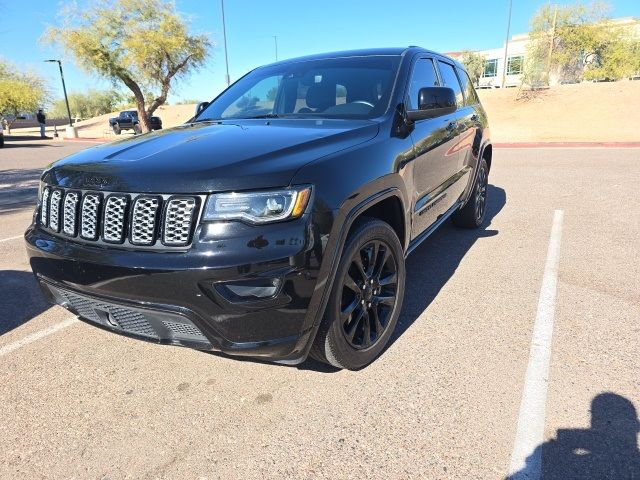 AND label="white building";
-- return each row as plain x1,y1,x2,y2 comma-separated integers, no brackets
448,16,640,88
